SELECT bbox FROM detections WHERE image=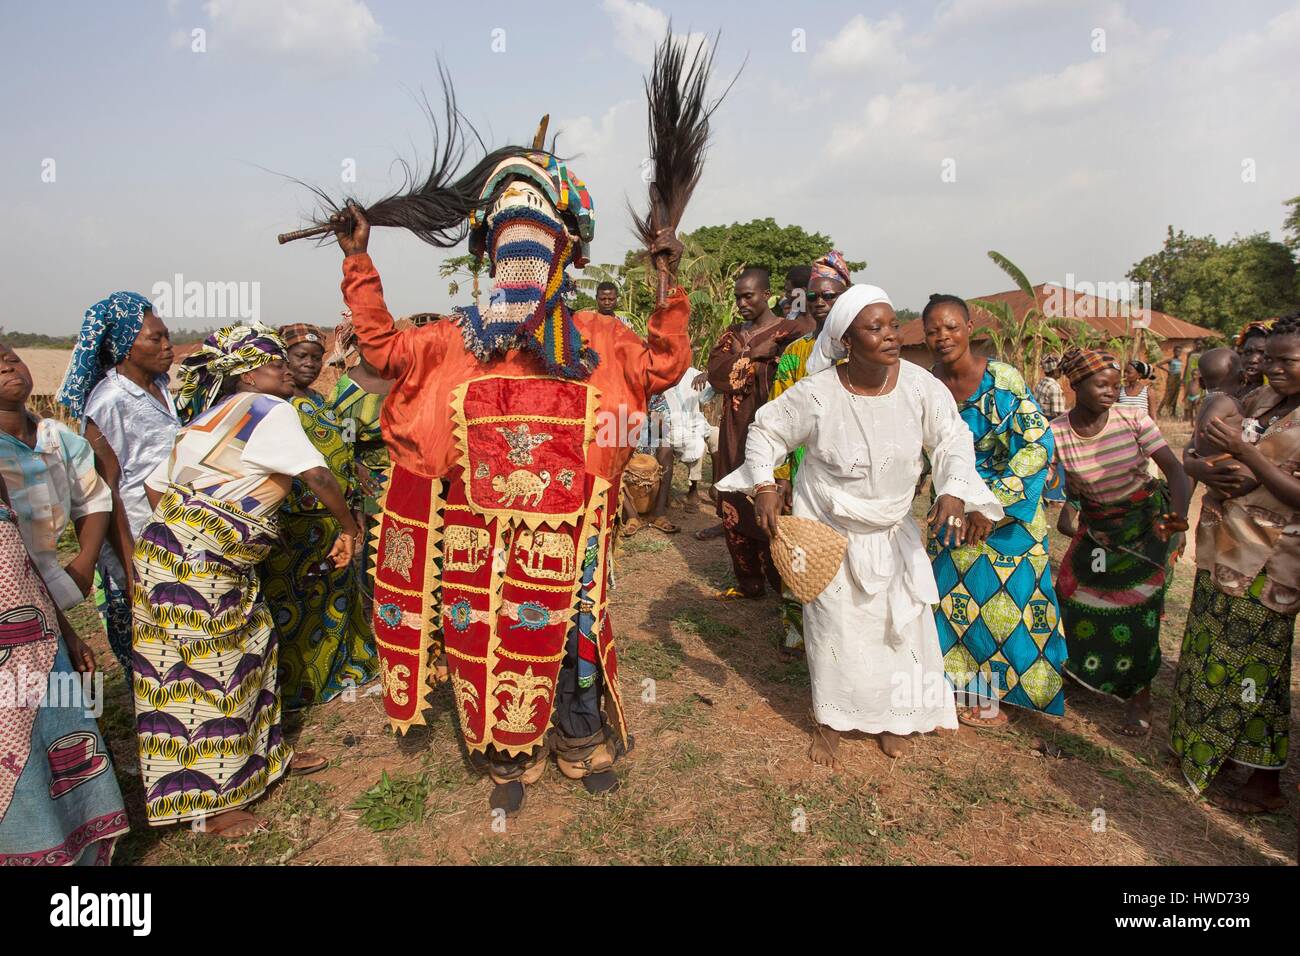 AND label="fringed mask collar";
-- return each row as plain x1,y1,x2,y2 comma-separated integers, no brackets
454,182,599,380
